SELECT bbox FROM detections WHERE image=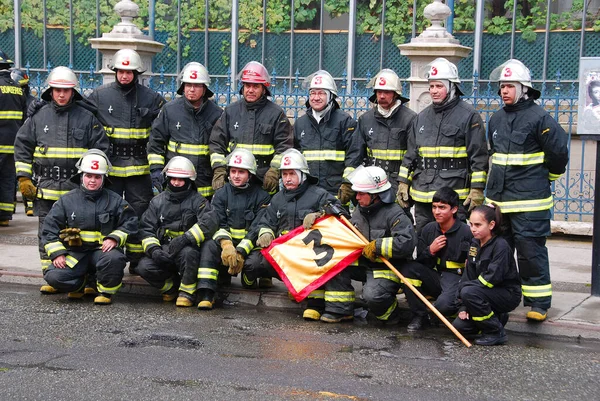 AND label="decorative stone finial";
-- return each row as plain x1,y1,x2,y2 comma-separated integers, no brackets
111,0,143,36
416,0,456,42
